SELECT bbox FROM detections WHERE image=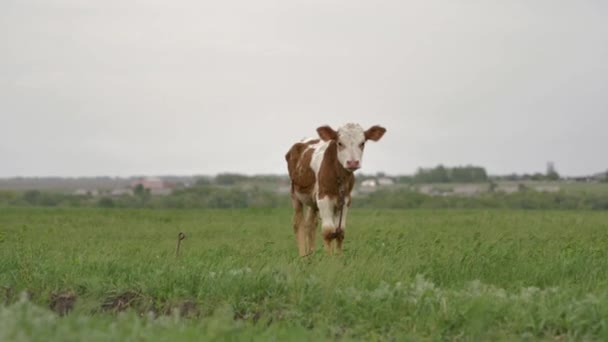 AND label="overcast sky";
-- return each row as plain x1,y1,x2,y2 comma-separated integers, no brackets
1,0,606,177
